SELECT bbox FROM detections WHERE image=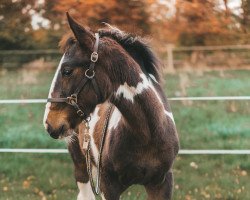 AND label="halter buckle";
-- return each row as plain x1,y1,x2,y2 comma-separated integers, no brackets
85,69,95,79
77,109,84,117
67,94,77,105
91,52,98,62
